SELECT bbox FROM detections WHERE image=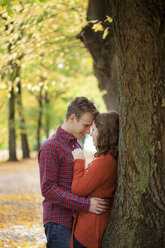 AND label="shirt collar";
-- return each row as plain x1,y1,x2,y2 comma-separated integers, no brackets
56,126,77,143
